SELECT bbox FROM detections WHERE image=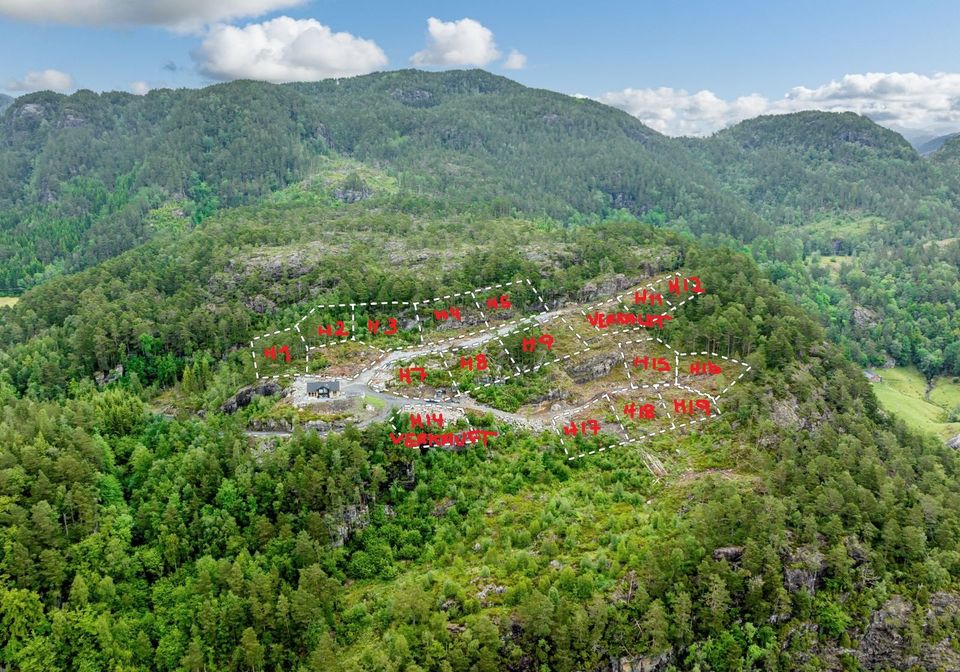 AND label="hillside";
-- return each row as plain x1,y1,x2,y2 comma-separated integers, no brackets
2,72,959,382
0,93,12,114
0,71,762,293
685,112,960,378
3,186,960,669
919,131,960,155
